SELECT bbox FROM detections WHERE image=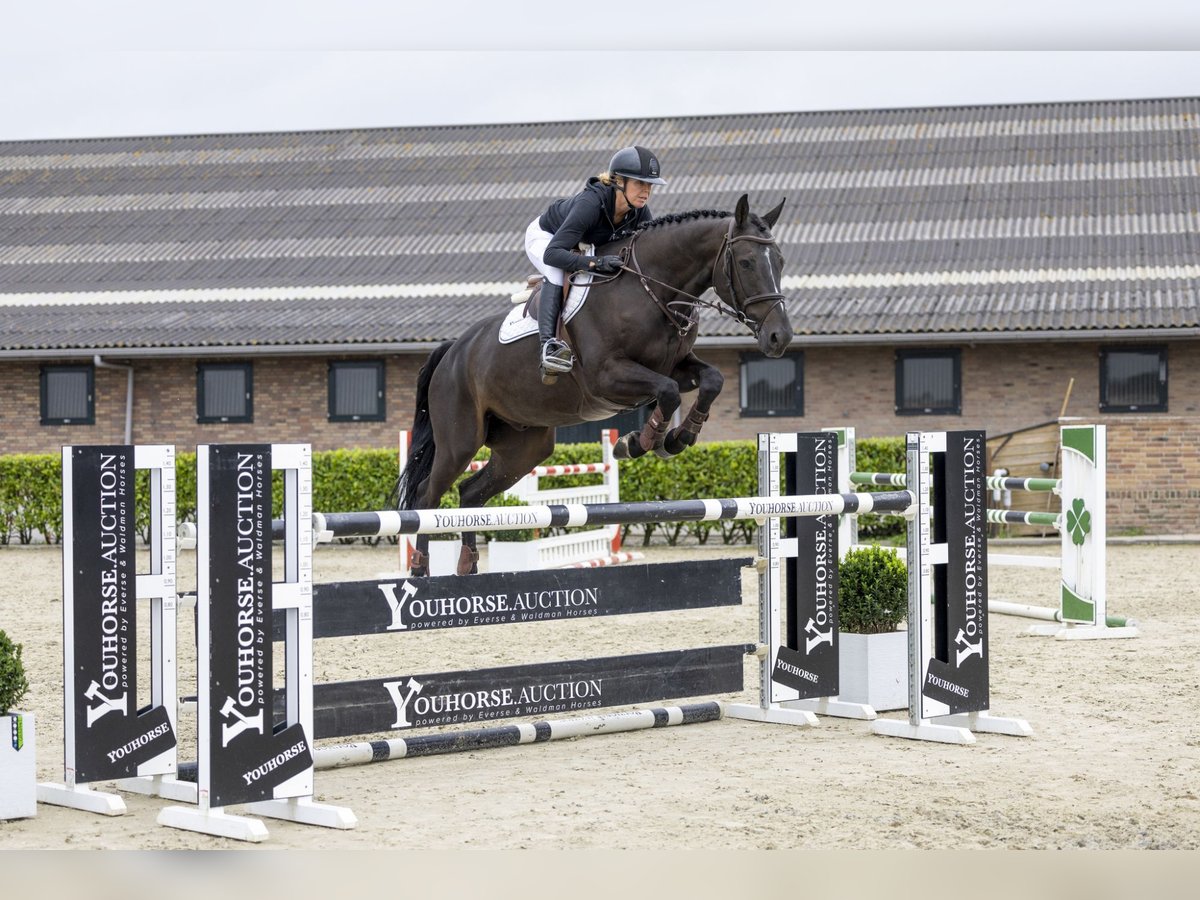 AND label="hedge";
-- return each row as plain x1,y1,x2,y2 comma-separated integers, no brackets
0,436,907,546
